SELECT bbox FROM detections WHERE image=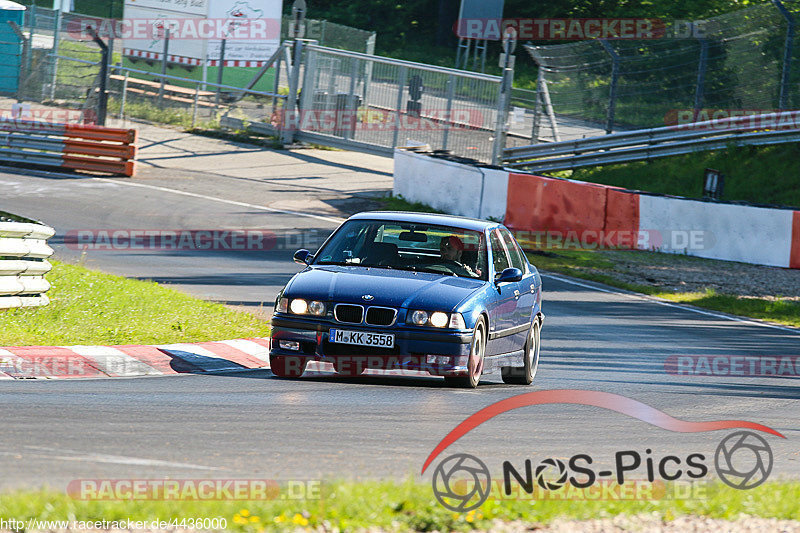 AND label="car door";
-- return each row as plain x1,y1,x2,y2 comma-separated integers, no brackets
500,228,536,351
486,229,519,355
